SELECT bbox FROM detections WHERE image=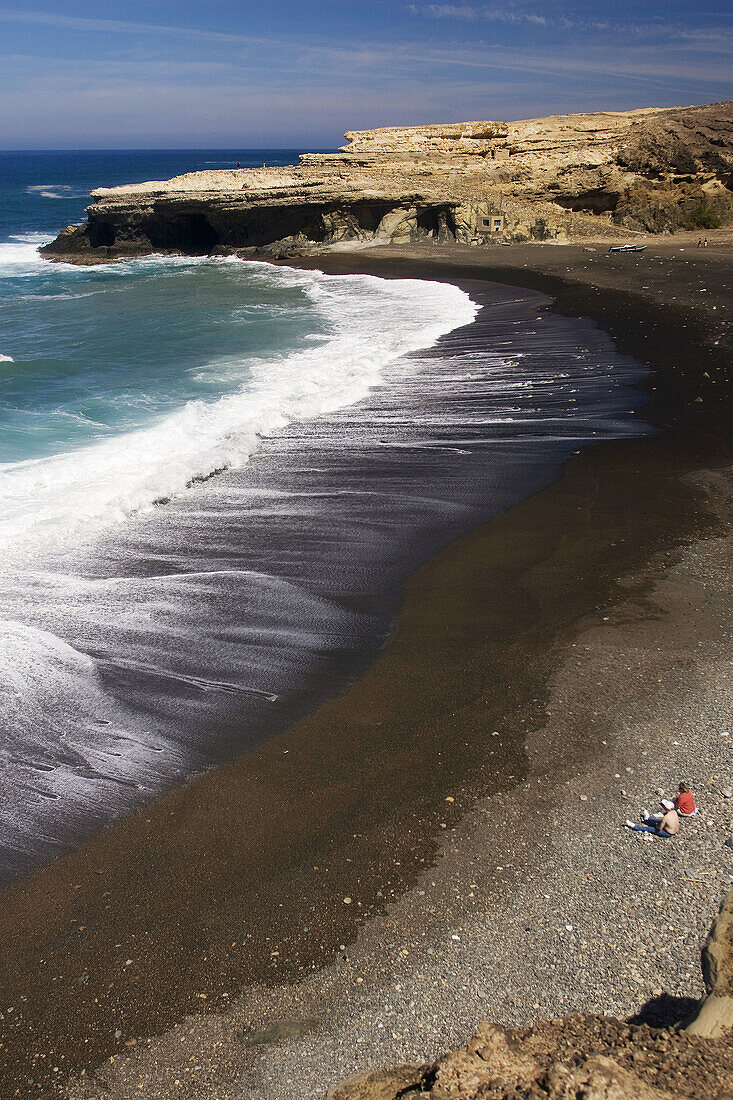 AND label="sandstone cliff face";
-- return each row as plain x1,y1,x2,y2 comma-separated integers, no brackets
42,102,733,261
